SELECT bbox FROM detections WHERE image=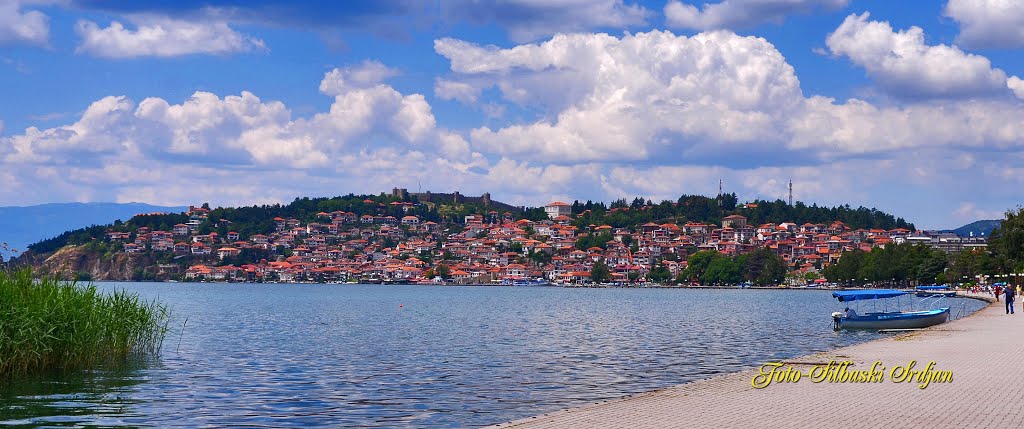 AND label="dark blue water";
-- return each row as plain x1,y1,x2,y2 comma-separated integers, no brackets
0,284,986,428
